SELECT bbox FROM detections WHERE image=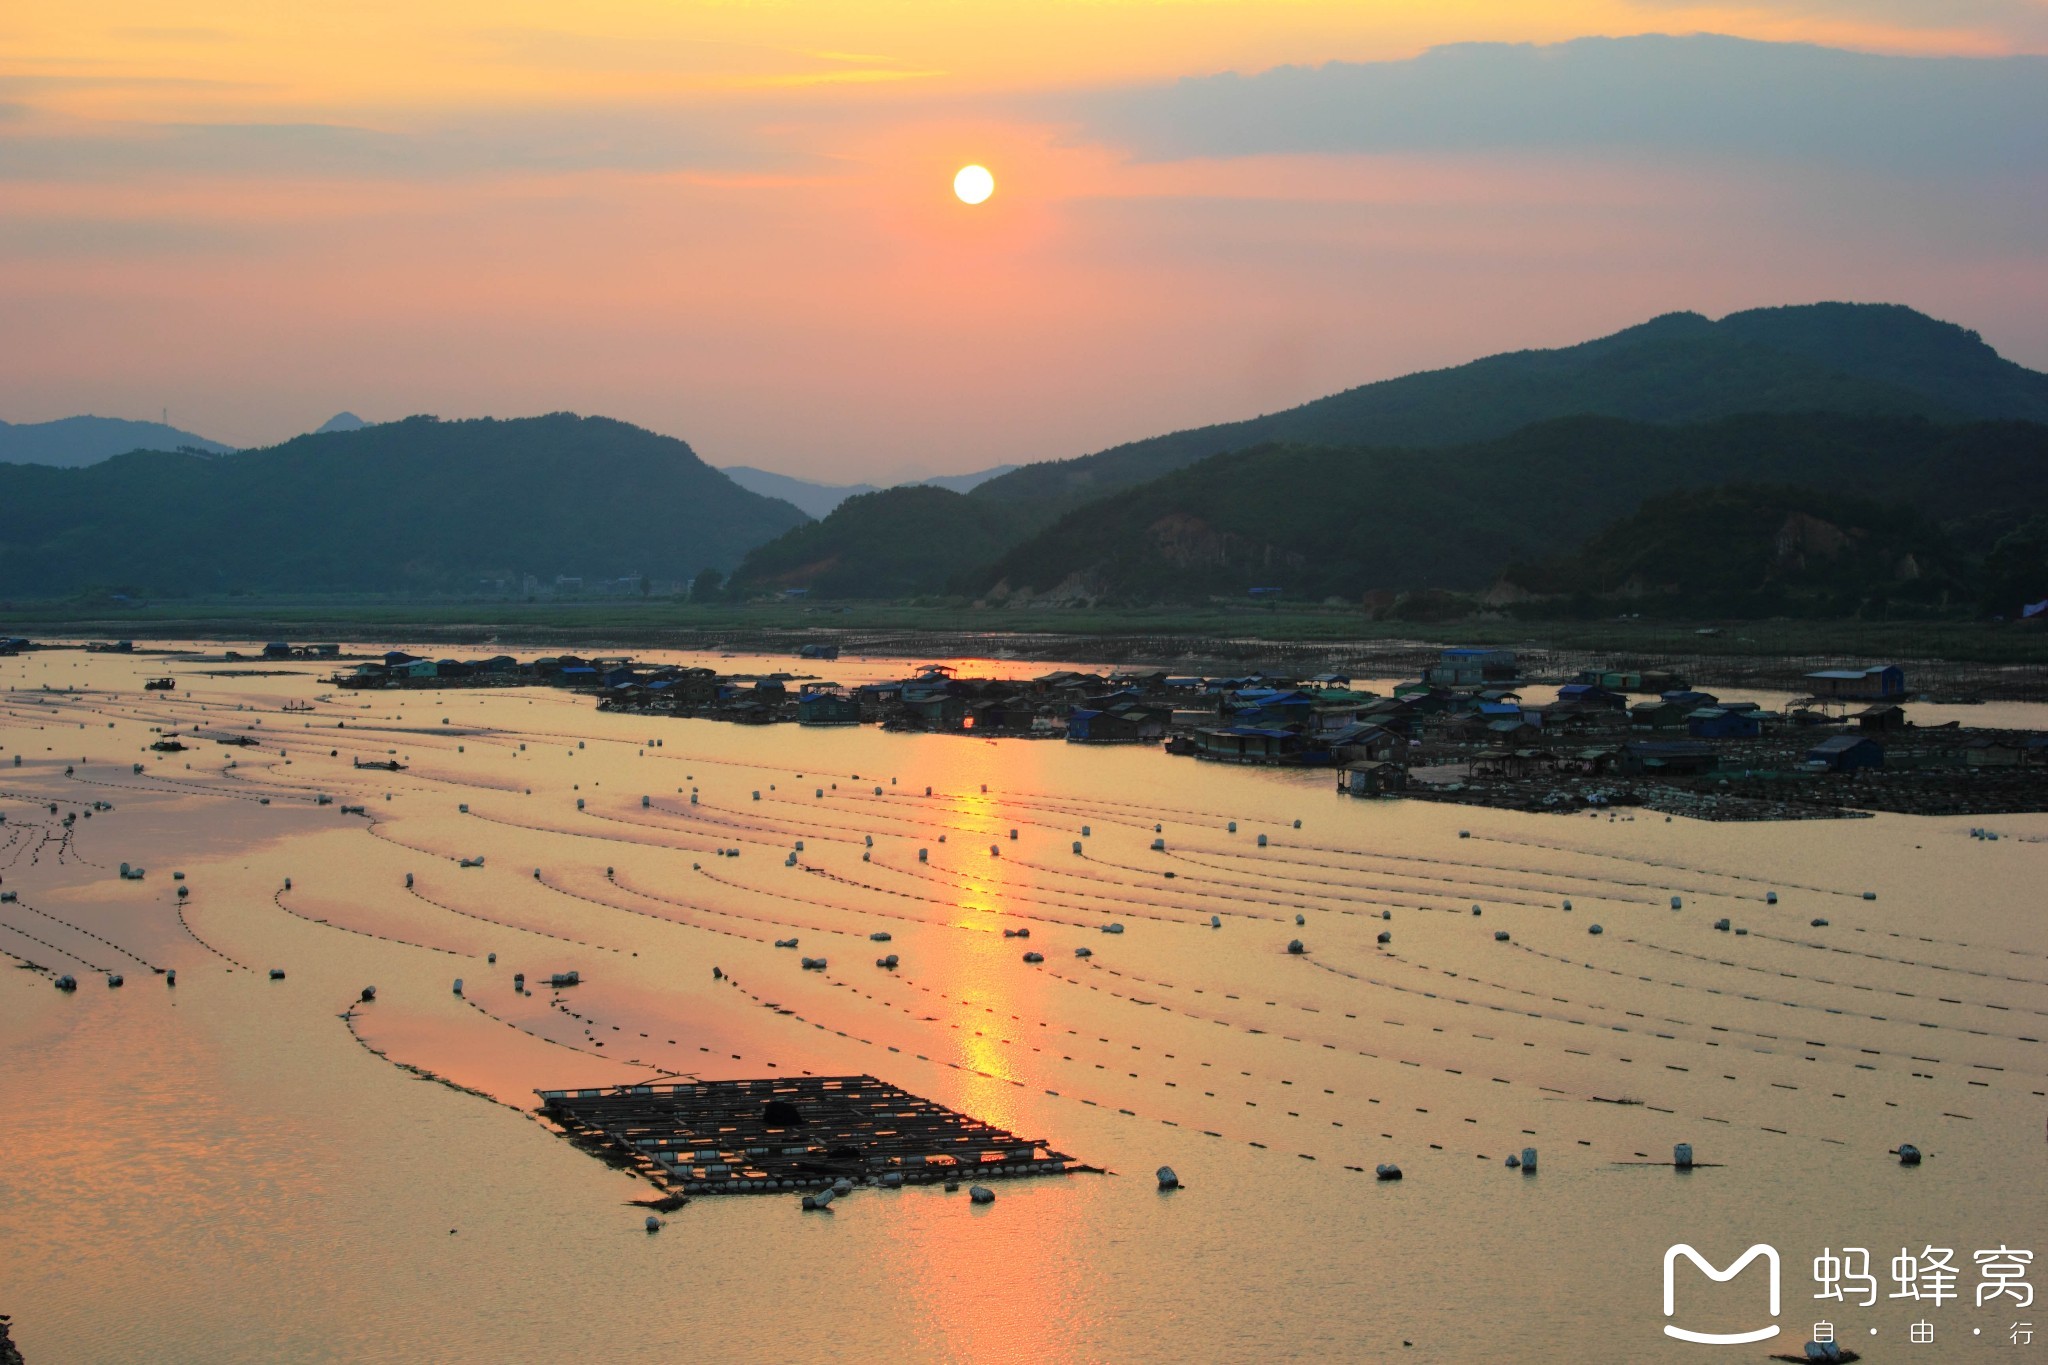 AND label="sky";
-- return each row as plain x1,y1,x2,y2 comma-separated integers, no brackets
2,1,2045,480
